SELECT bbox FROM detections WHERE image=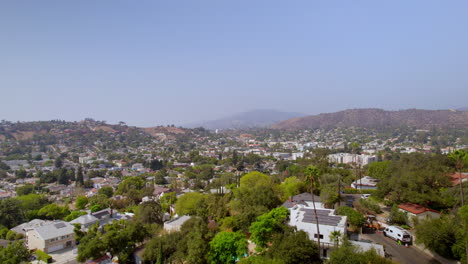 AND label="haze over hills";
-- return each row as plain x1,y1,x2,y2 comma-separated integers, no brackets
272,108,468,130
185,109,305,130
